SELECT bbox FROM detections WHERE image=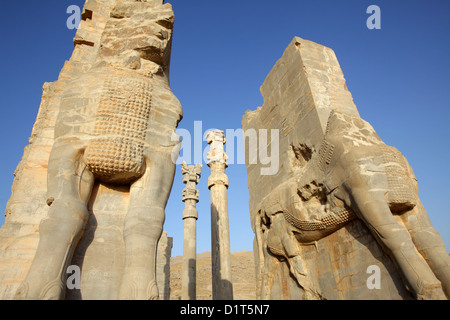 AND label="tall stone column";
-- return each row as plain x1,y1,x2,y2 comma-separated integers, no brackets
181,162,202,300
206,130,233,300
